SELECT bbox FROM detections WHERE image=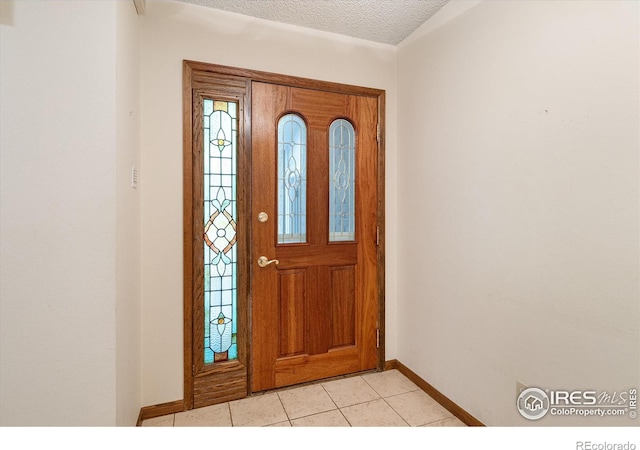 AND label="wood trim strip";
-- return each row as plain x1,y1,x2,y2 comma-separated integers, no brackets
242,78,253,393
376,92,386,370
182,61,195,411
136,400,184,426
184,61,384,97
385,359,485,427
